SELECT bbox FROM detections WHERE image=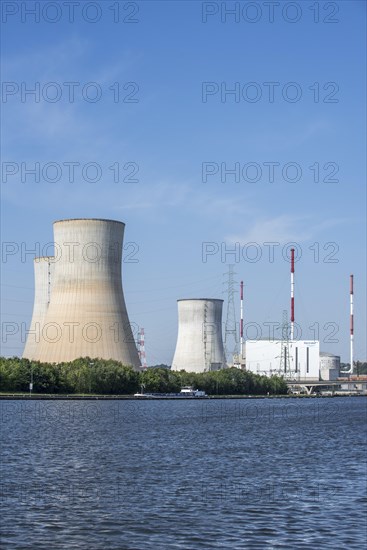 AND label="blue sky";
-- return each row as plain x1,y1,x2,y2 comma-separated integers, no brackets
1,0,366,364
